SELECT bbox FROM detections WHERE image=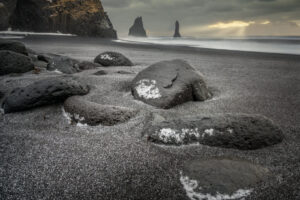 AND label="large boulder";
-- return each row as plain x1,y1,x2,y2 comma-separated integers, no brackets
129,17,147,37
0,39,28,55
94,52,133,67
173,21,181,38
63,96,138,126
131,59,211,109
144,114,284,150
4,0,117,38
180,158,269,200
2,77,89,113
47,56,80,74
0,50,34,75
